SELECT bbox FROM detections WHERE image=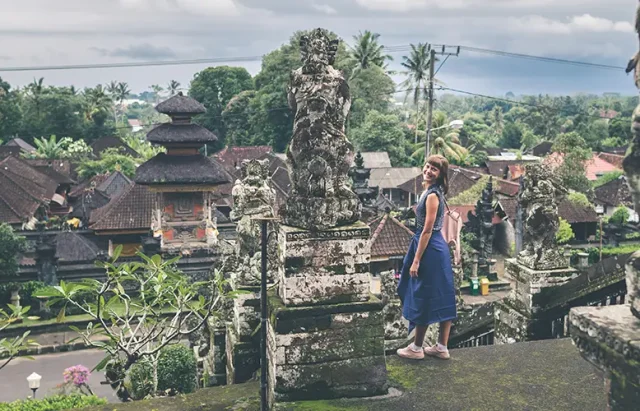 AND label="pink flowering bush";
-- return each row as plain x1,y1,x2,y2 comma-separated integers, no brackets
58,365,94,396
